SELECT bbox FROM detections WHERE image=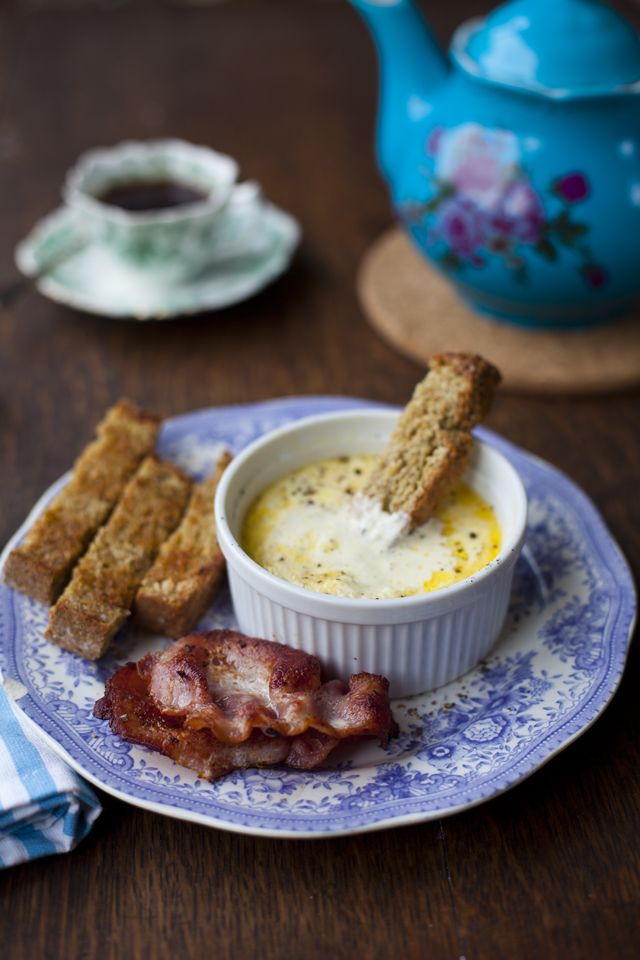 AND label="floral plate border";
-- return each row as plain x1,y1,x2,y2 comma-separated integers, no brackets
0,397,635,838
